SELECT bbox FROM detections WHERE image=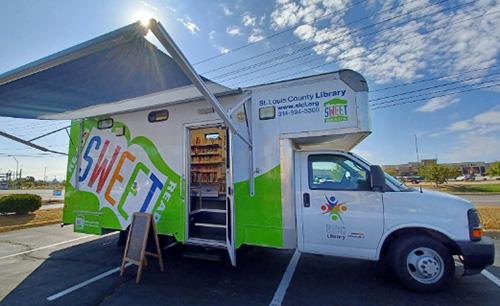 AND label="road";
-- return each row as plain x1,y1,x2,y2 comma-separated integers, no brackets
460,194,500,207
39,203,64,210
0,189,64,202
0,224,499,306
